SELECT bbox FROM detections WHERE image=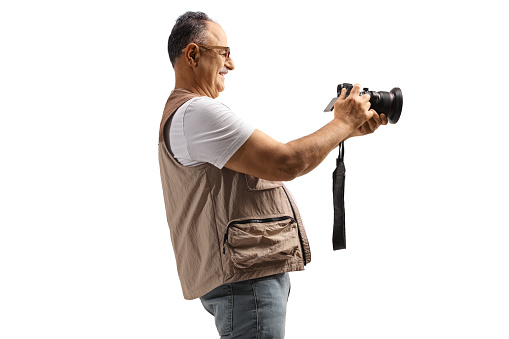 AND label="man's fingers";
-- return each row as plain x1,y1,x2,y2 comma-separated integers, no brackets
365,110,382,133
349,111,388,139
353,84,371,103
366,117,378,132
350,83,362,97
366,107,375,120
364,100,371,111
370,110,381,124
338,88,347,99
